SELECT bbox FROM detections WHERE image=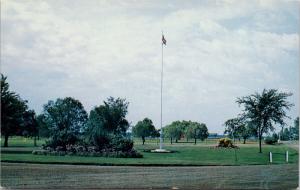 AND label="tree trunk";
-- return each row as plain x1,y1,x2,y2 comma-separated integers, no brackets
4,135,9,147
34,135,37,147
142,137,145,145
175,139,178,143
259,133,262,153
194,138,197,145
187,137,188,142
243,138,246,144
171,137,173,144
